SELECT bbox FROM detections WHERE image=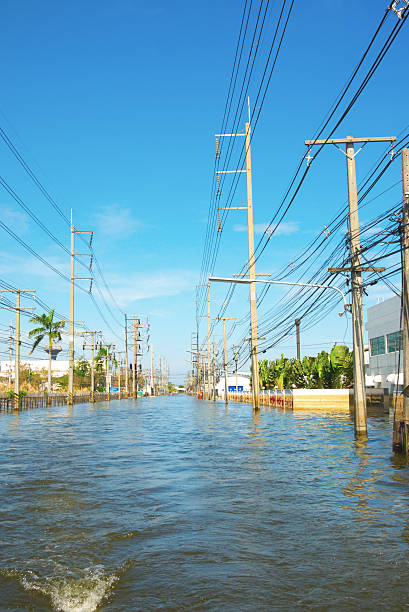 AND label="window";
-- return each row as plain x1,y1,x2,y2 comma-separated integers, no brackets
387,330,403,353
370,335,385,356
